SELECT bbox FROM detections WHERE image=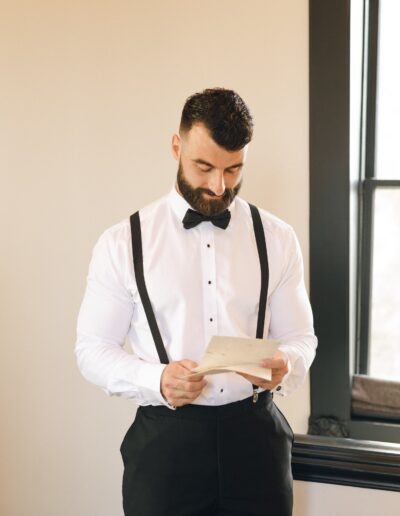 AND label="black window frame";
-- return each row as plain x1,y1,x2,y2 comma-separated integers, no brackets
357,0,400,376
291,0,400,492
309,0,400,443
